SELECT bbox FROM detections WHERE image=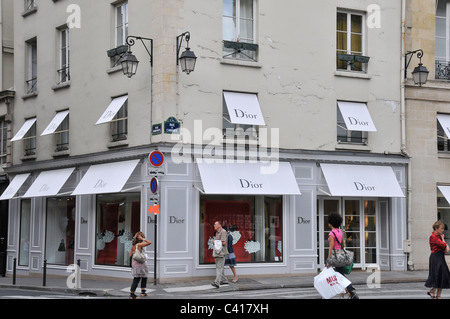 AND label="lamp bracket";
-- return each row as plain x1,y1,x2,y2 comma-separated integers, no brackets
176,32,191,65
404,49,423,79
126,35,154,67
